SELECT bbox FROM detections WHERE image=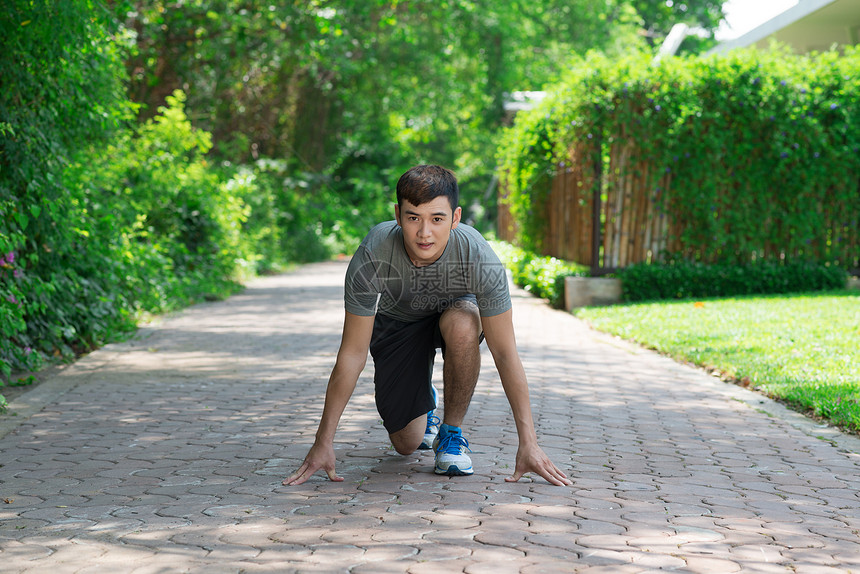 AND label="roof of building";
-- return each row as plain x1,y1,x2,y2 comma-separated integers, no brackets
709,0,859,54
